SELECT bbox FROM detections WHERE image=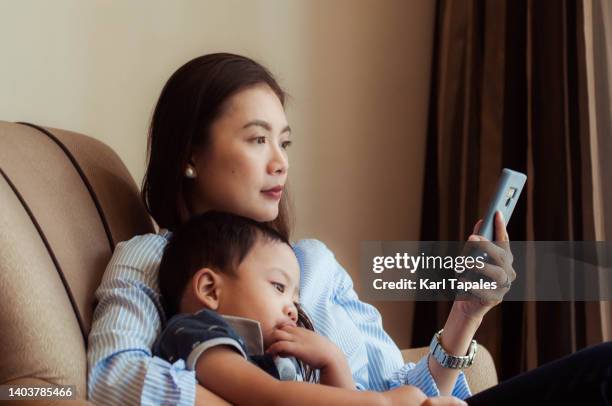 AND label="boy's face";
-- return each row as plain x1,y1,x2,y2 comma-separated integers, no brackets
217,239,300,348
